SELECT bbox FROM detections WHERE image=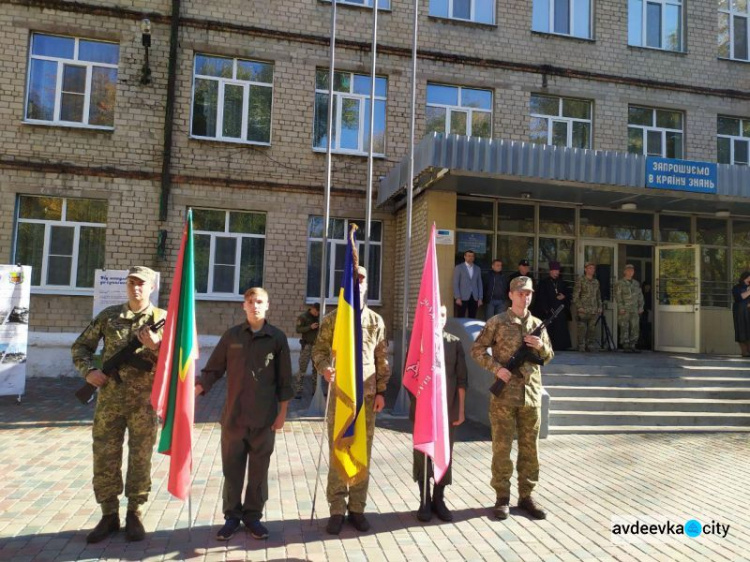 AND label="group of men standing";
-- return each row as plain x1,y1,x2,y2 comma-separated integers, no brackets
453,250,647,353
